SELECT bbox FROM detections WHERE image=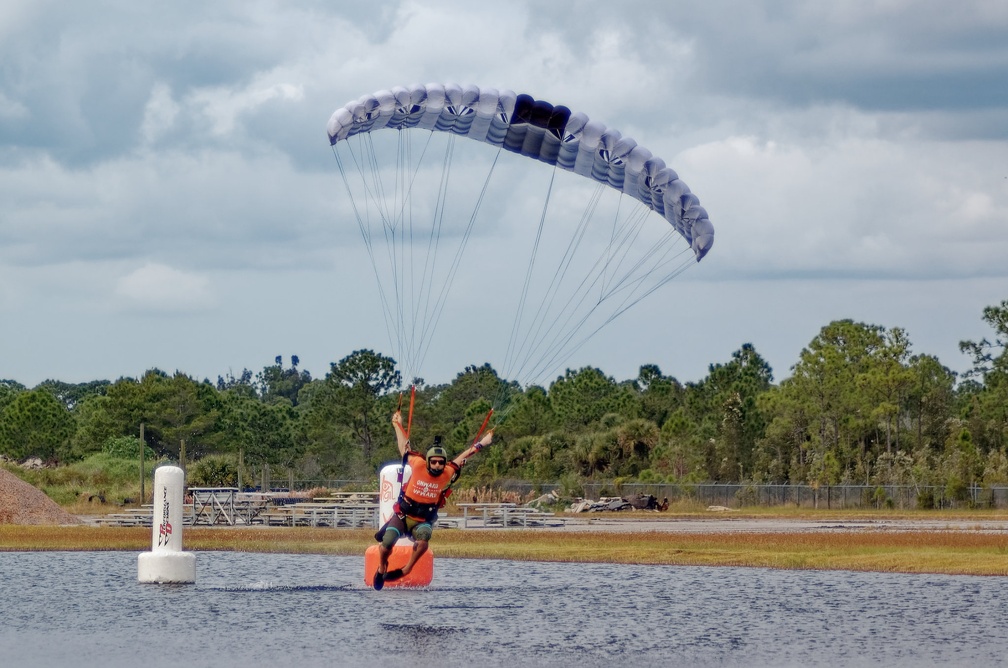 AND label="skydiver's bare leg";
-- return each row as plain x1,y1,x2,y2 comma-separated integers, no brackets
401,539,428,574
385,540,428,580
